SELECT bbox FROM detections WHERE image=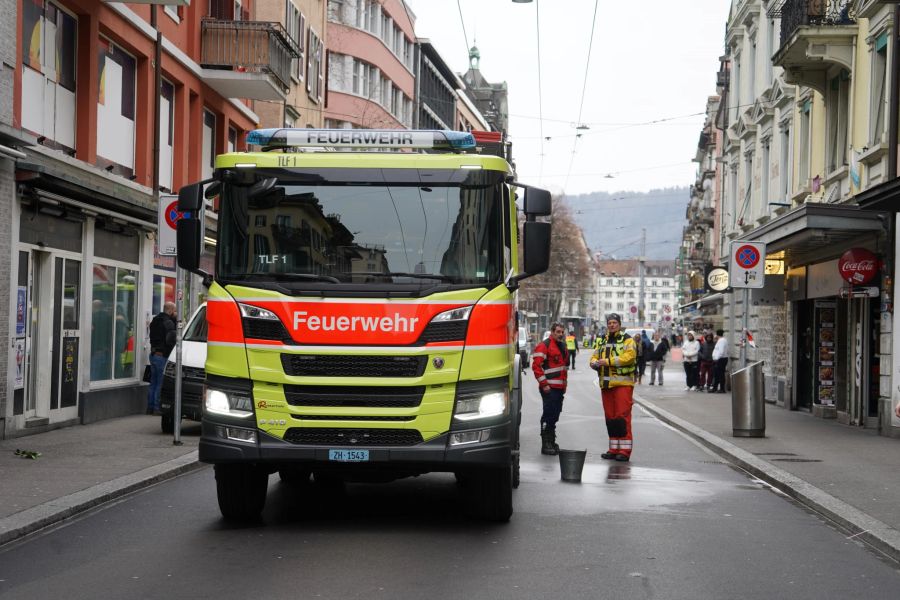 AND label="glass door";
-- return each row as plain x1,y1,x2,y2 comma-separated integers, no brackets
51,257,81,409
